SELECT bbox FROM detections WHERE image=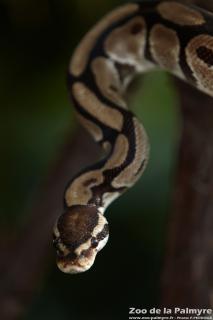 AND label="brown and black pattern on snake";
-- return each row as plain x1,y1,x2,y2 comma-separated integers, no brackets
54,0,213,274
186,35,213,95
